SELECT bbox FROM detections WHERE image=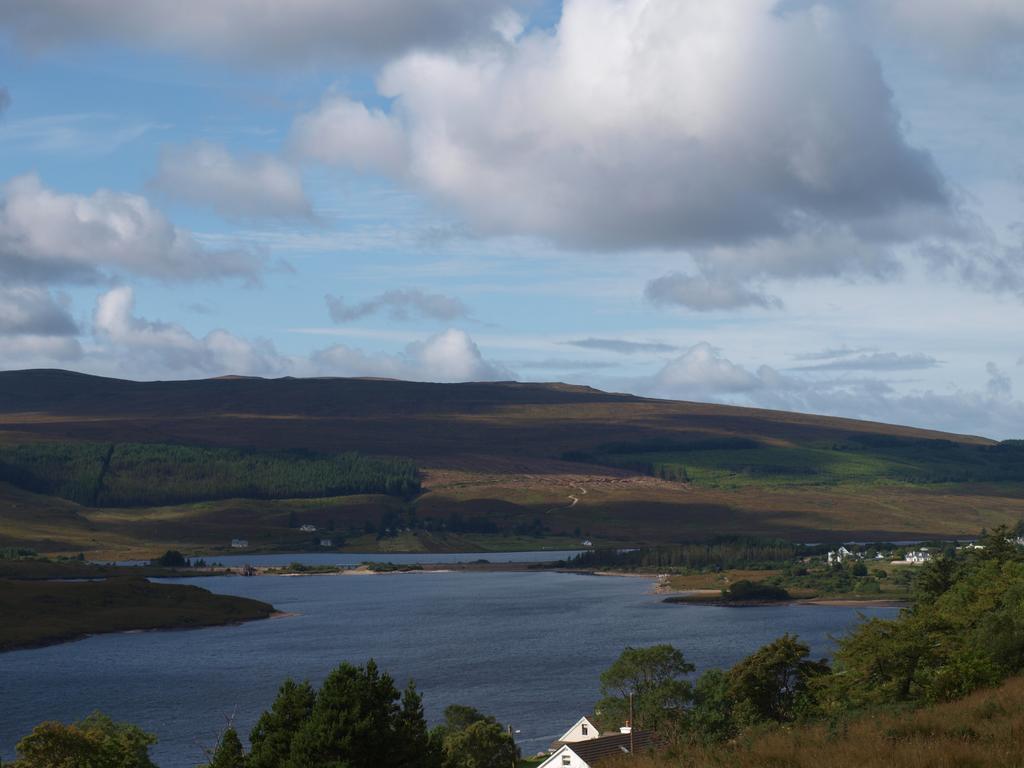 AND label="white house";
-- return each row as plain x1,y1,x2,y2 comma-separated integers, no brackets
905,549,933,564
827,546,856,565
318,538,334,547
538,728,656,768
299,524,317,532
230,538,248,549
555,716,601,744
